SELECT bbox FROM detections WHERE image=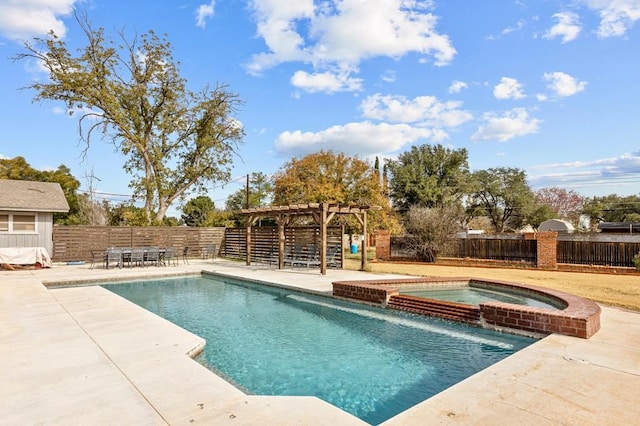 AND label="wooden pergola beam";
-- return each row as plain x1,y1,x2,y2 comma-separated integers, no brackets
240,203,380,275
